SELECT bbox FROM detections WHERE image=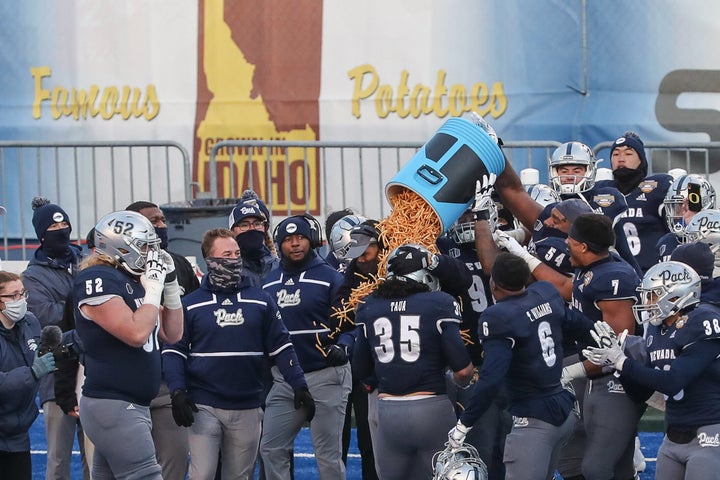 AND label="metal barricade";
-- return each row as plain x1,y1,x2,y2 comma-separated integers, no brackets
593,141,720,177
0,141,192,261
208,139,561,223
